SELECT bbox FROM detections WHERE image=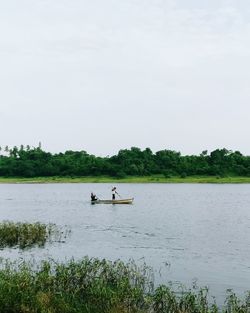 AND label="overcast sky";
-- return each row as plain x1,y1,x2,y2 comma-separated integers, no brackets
1,0,250,156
